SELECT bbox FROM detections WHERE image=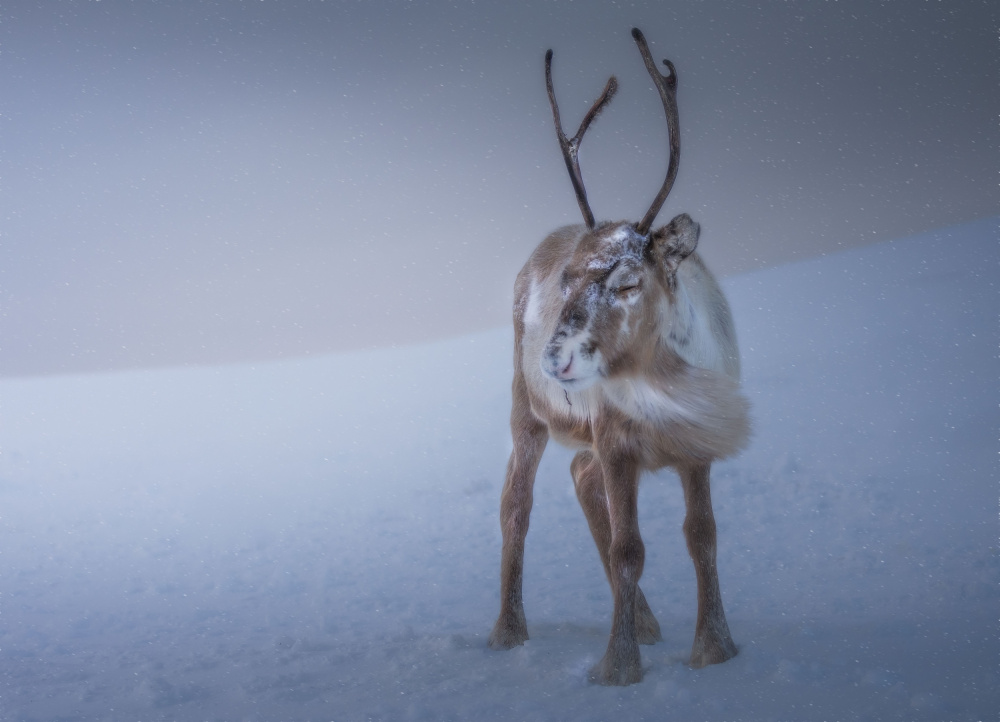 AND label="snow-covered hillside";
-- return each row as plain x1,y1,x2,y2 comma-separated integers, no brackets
2,217,997,721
